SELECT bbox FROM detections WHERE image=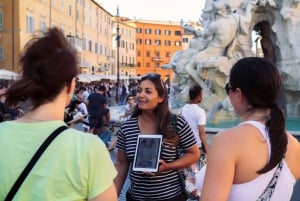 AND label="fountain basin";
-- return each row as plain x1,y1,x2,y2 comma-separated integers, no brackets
109,106,300,140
